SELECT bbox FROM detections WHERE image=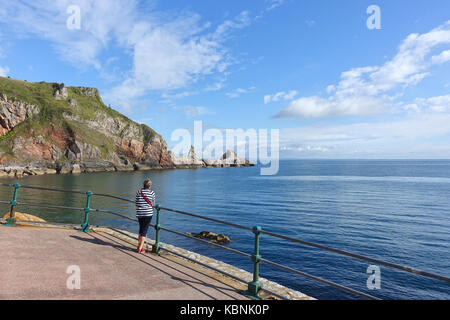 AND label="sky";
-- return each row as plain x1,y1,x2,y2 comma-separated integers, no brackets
0,0,449,159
